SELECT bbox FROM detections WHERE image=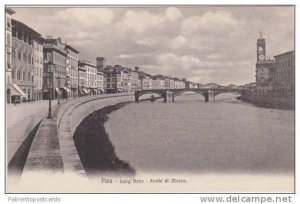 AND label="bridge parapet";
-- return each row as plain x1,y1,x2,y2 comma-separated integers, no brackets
135,88,232,102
